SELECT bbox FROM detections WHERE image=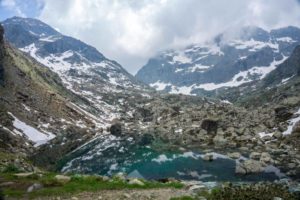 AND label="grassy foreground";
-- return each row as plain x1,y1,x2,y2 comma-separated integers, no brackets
0,172,183,199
